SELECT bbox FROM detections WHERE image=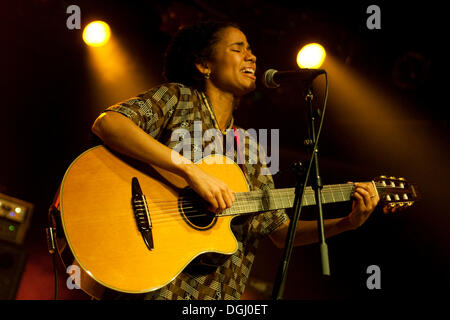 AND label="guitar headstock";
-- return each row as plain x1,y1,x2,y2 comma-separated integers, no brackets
373,176,420,213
